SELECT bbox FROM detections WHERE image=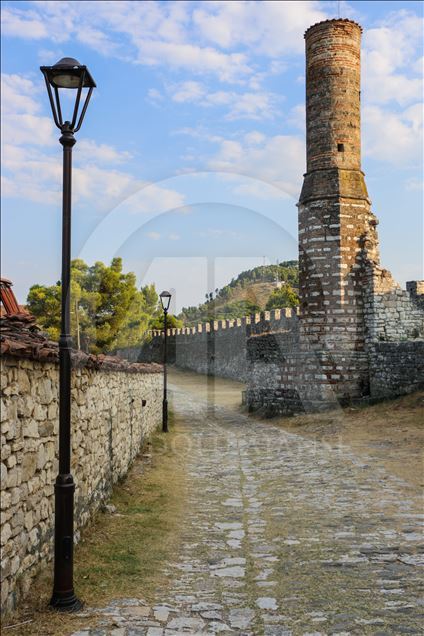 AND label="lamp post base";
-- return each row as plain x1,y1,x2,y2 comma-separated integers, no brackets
49,592,83,612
